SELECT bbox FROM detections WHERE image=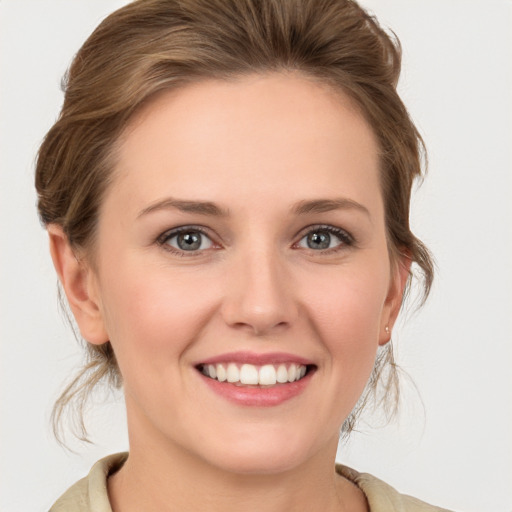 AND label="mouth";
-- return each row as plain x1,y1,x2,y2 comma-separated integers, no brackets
193,352,317,406
196,362,315,387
